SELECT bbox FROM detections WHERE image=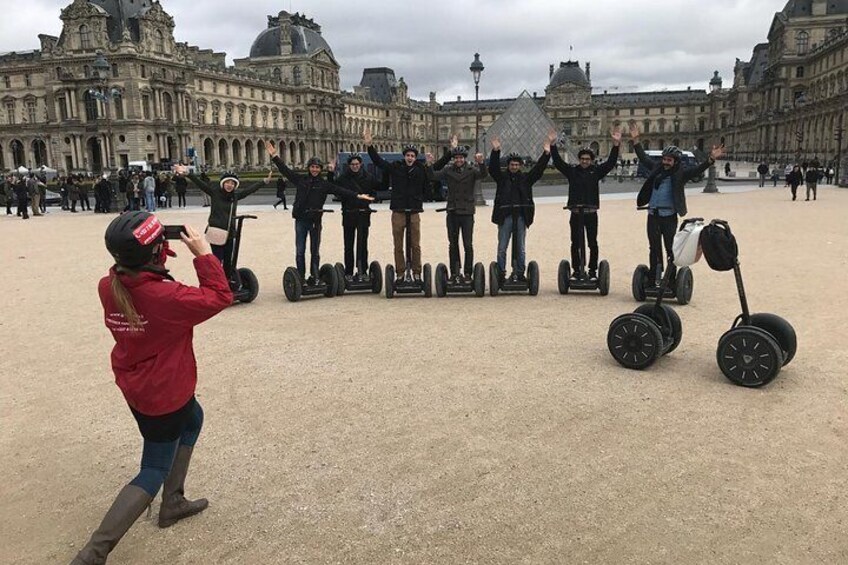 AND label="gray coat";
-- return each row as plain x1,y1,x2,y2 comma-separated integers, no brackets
429,153,487,215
